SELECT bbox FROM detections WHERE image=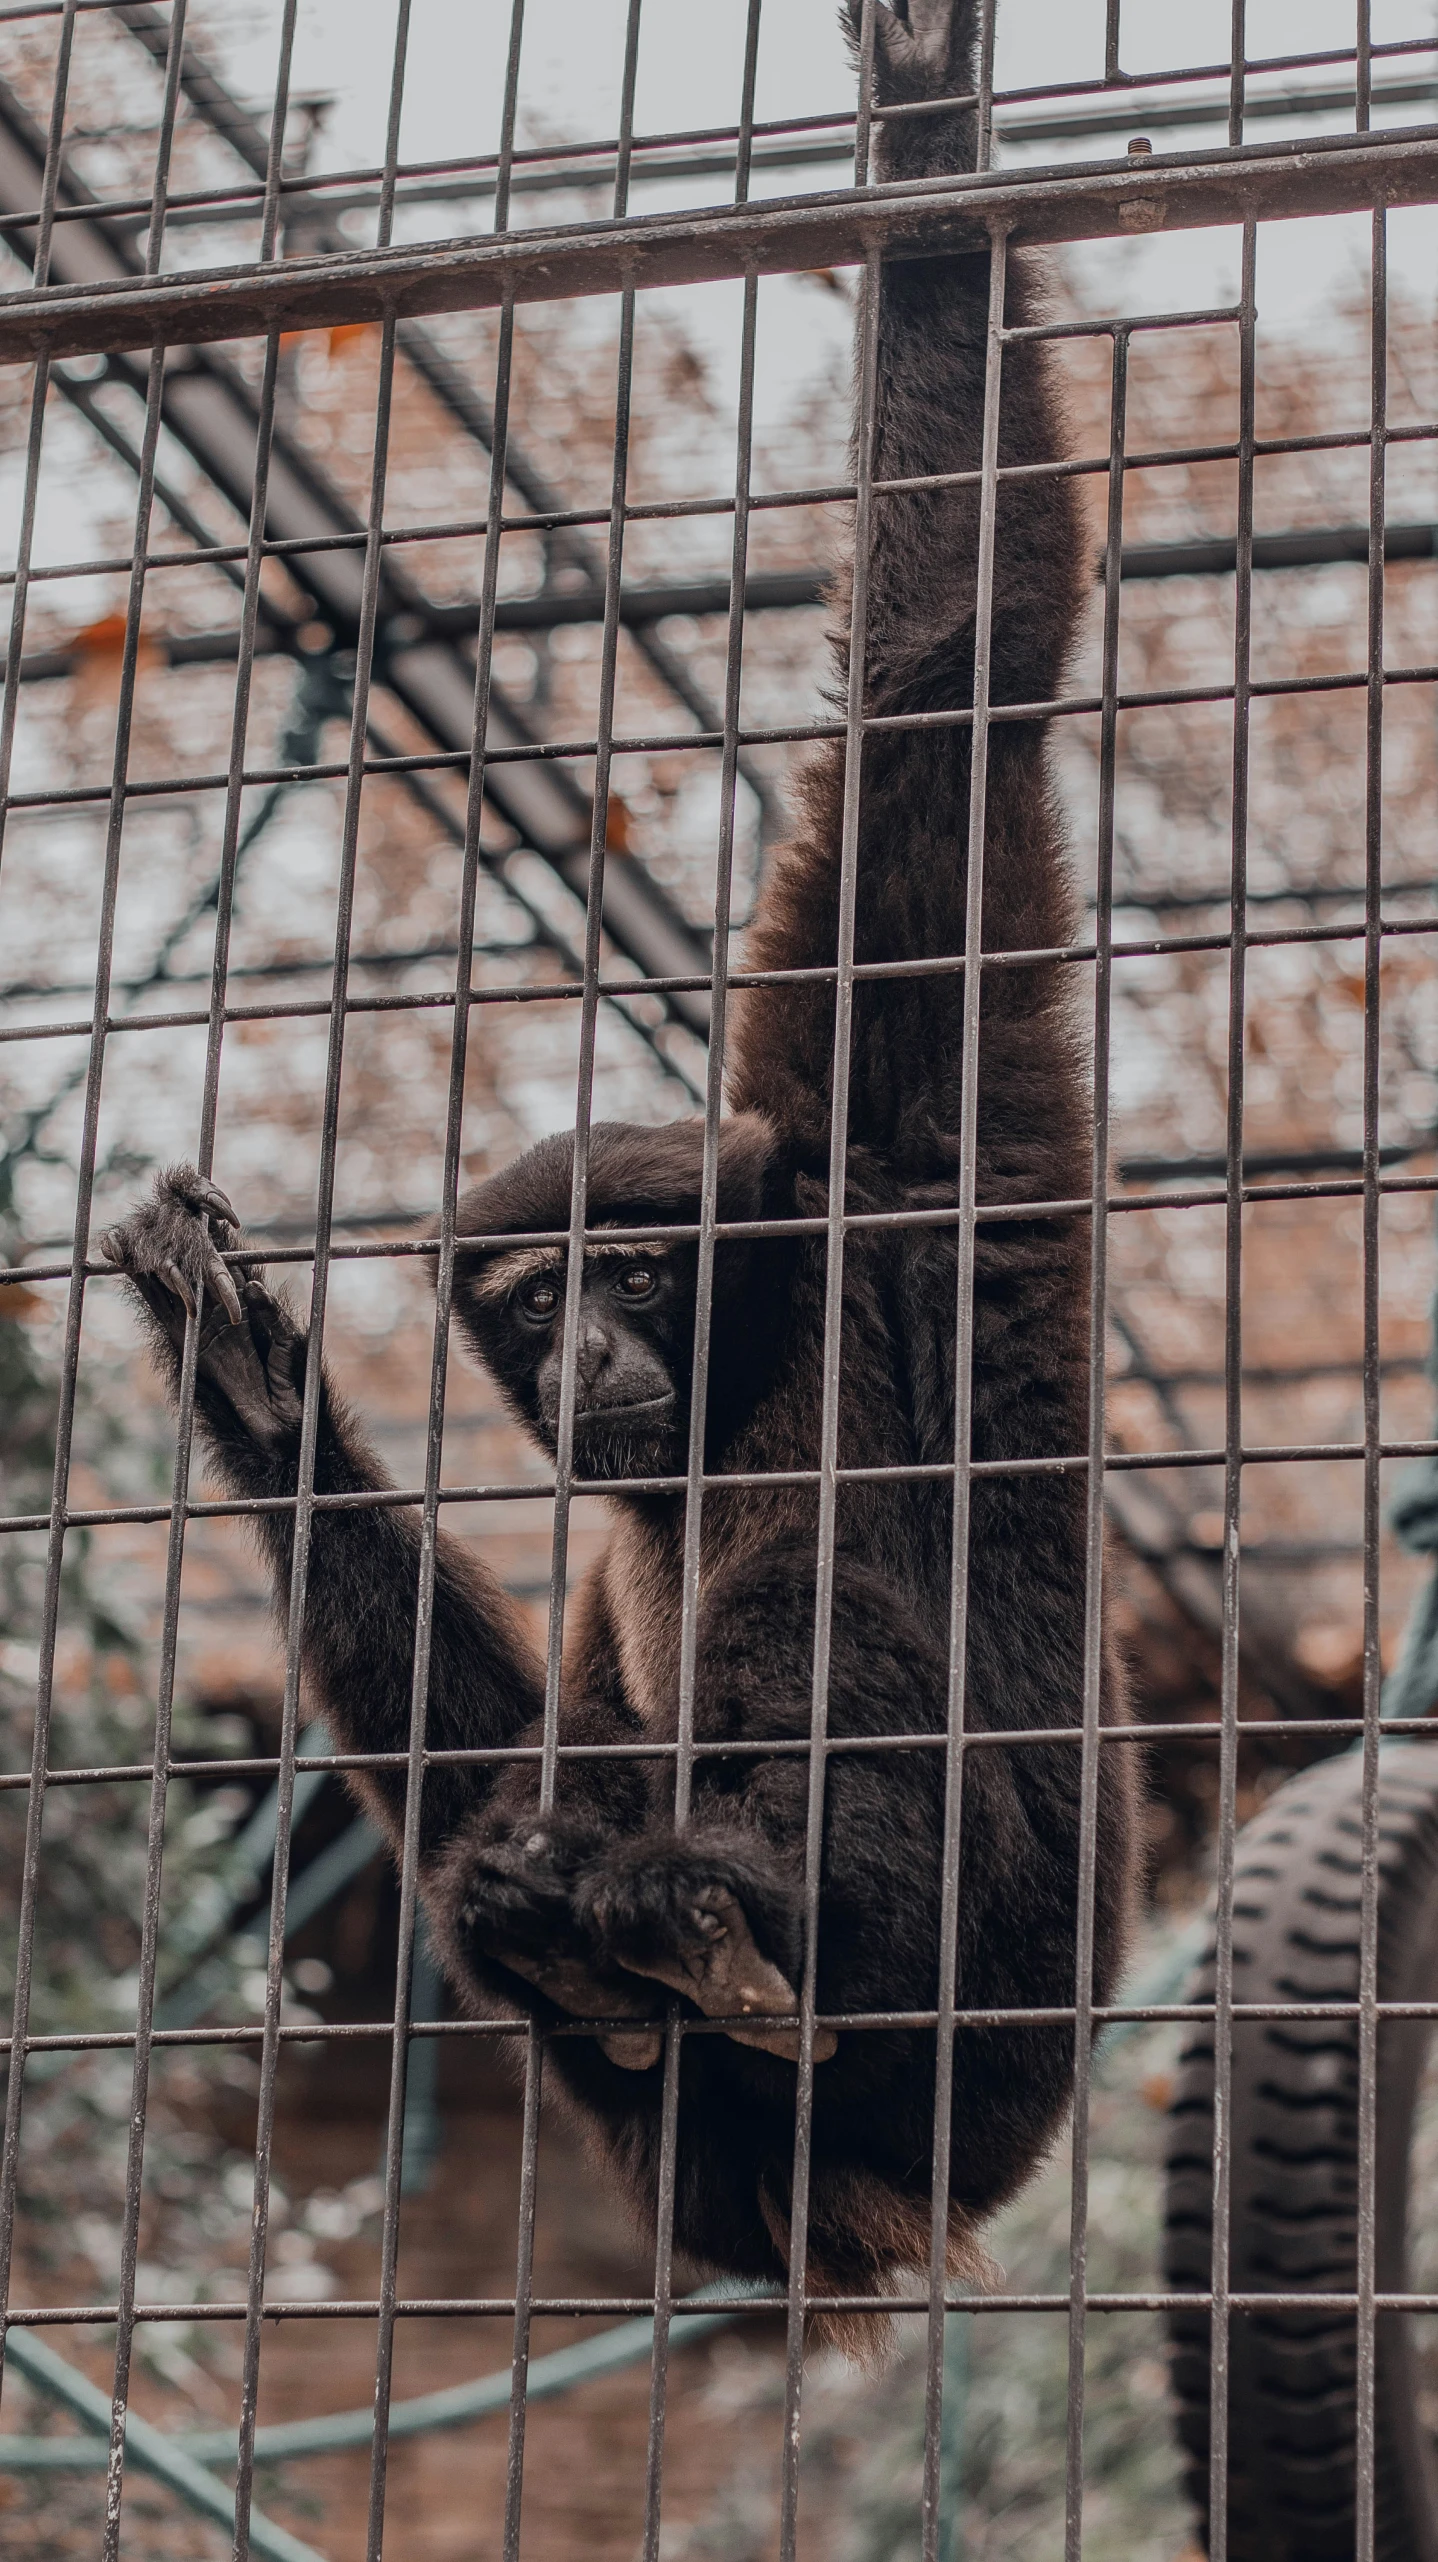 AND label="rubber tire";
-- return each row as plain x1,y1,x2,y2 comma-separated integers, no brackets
1163,1742,1438,2562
